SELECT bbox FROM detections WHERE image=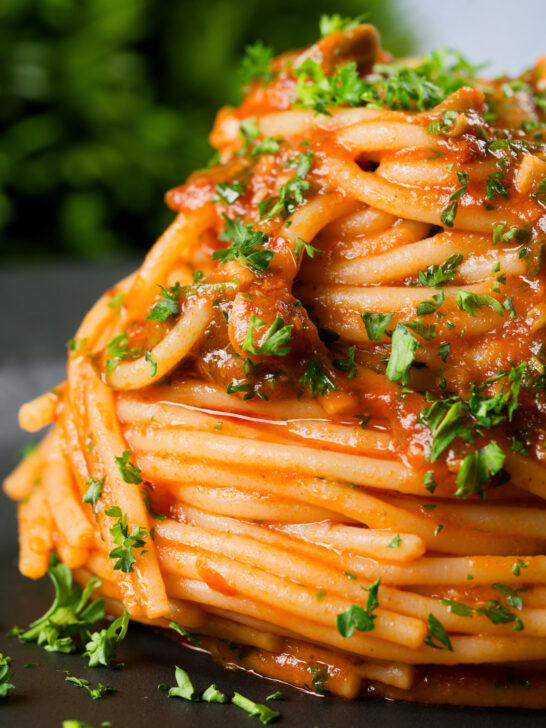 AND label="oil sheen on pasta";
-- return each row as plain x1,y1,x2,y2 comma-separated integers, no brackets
5,21,546,708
